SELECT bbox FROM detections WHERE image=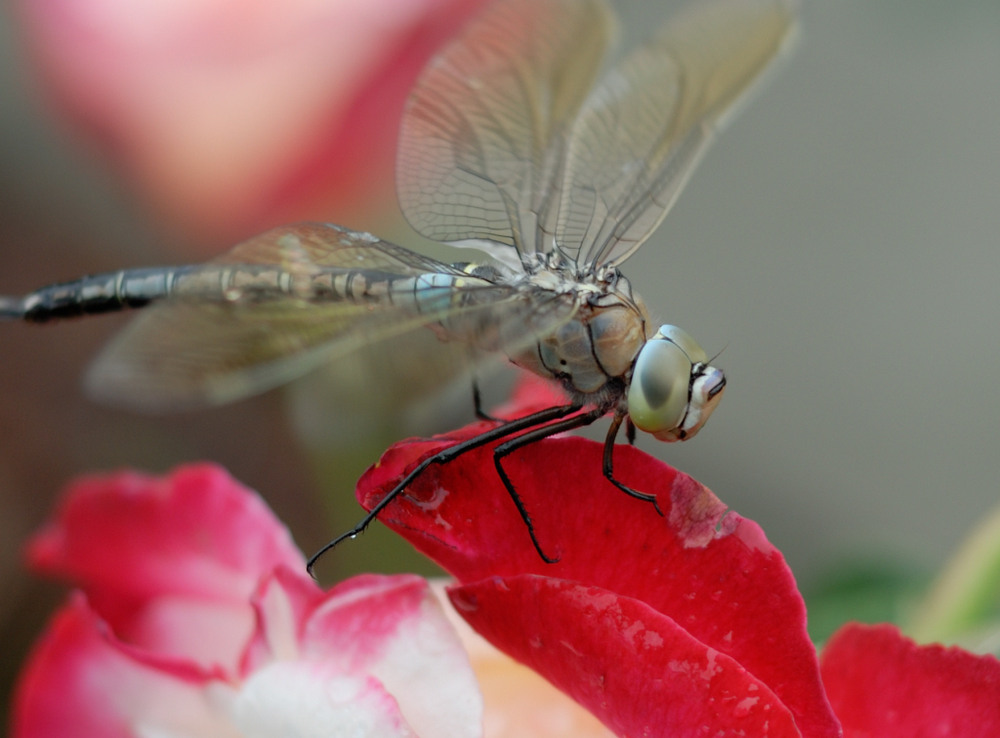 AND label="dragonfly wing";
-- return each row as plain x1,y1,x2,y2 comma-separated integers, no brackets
554,0,798,269
396,0,614,268
87,289,579,412
86,224,580,411
87,224,484,410
87,299,380,410
213,222,469,275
